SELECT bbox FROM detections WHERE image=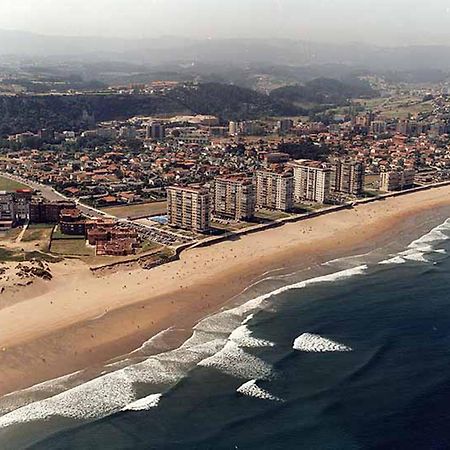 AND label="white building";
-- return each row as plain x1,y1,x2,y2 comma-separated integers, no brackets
292,160,332,203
